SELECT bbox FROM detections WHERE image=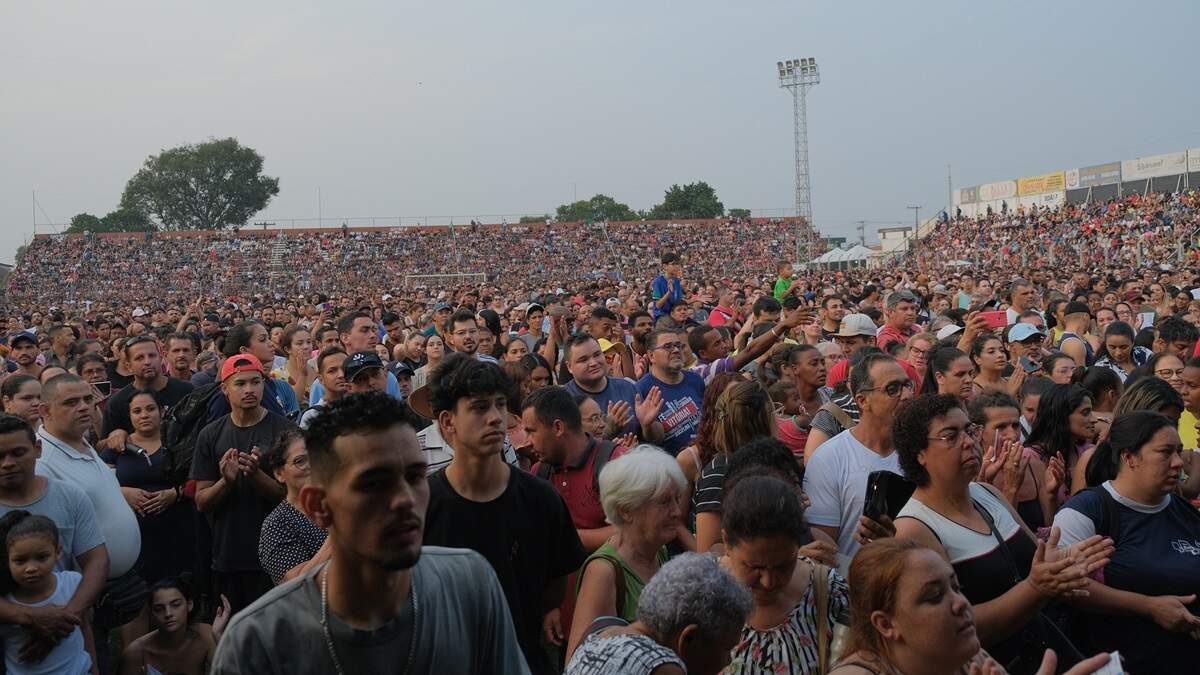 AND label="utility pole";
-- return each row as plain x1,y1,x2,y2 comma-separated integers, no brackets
856,220,866,246
947,165,953,214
